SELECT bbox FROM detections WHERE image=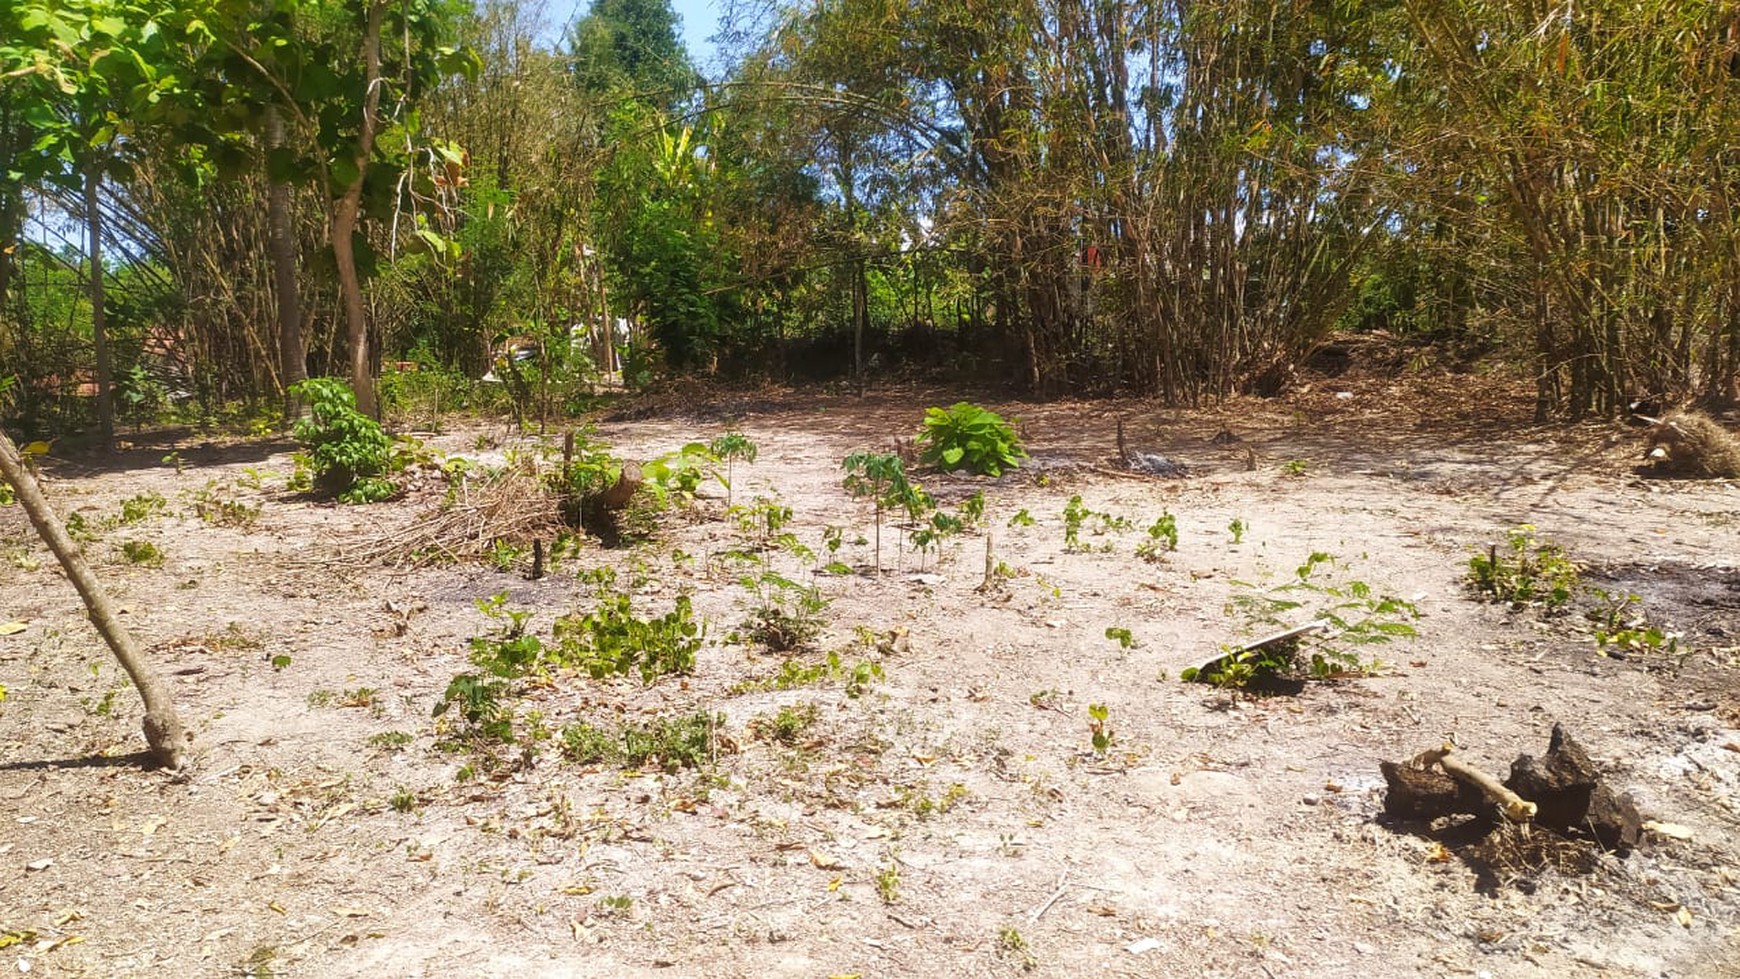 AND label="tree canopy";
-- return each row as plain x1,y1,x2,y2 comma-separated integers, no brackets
5,0,1740,440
